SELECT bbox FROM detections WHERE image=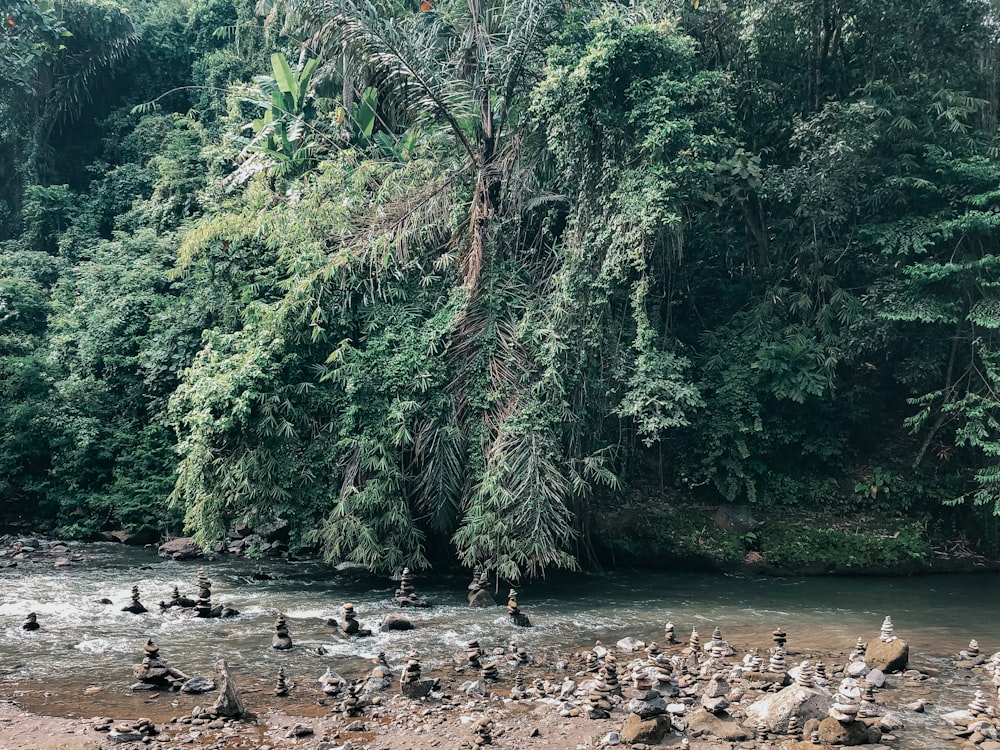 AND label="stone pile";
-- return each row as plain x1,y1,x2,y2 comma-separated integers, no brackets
880,615,895,642
339,602,371,636
400,655,435,698
507,588,531,627
472,717,492,746
106,717,158,743
773,628,787,649
275,666,289,696
866,616,909,672
664,622,676,644
122,584,147,614
131,639,189,690
339,685,361,718
318,667,347,696
160,584,195,610
621,688,671,745
587,673,614,719
961,639,981,660
467,570,492,607
480,659,498,682
195,569,212,618
271,612,293,650
22,612,39,631
510,671,526,700
393,567,428,608
701,672,730,714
